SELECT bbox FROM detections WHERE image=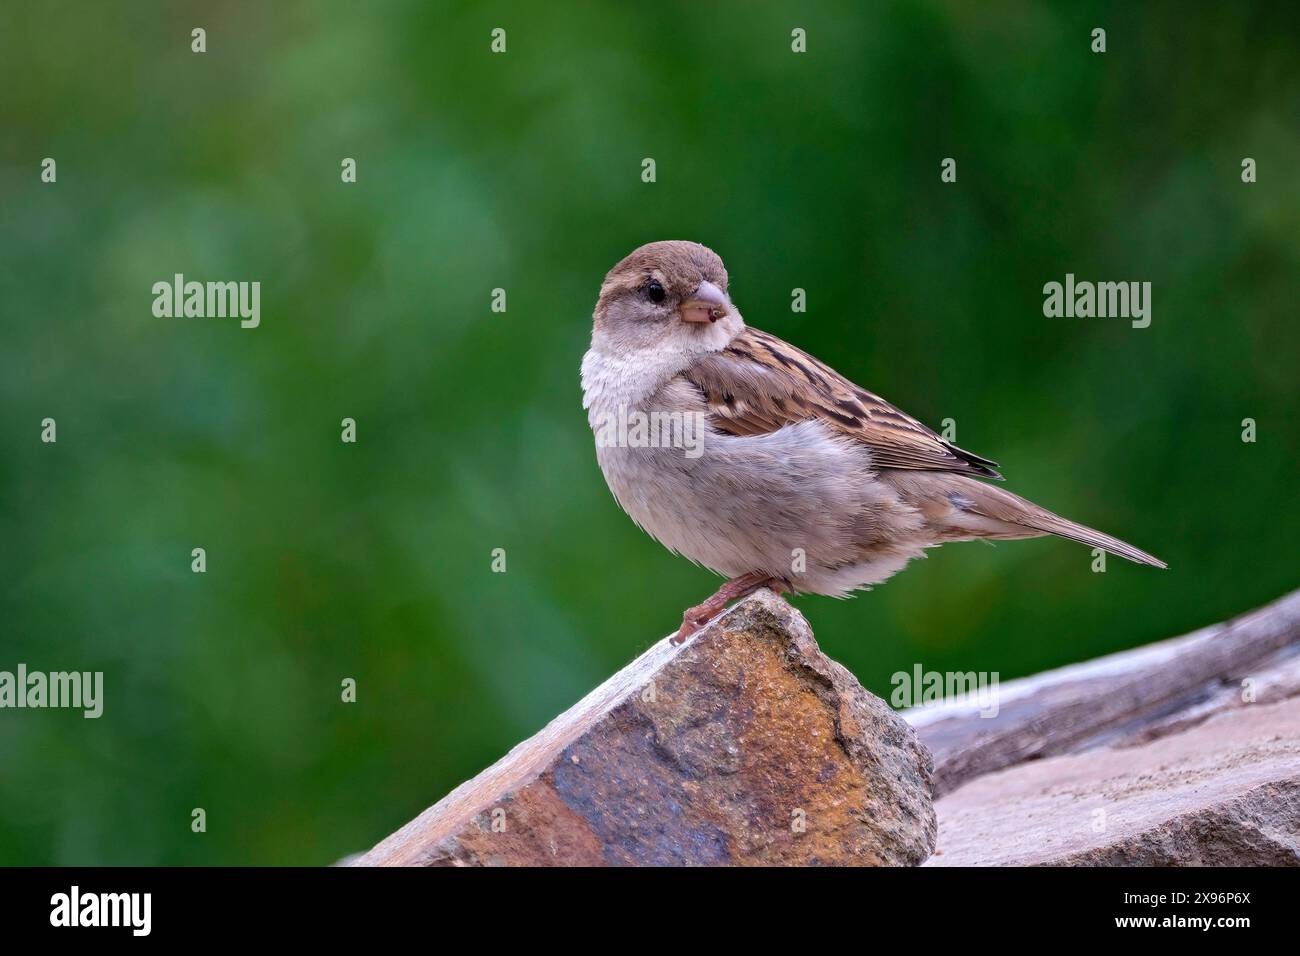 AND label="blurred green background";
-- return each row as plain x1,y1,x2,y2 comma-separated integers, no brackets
2,1,1297,865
